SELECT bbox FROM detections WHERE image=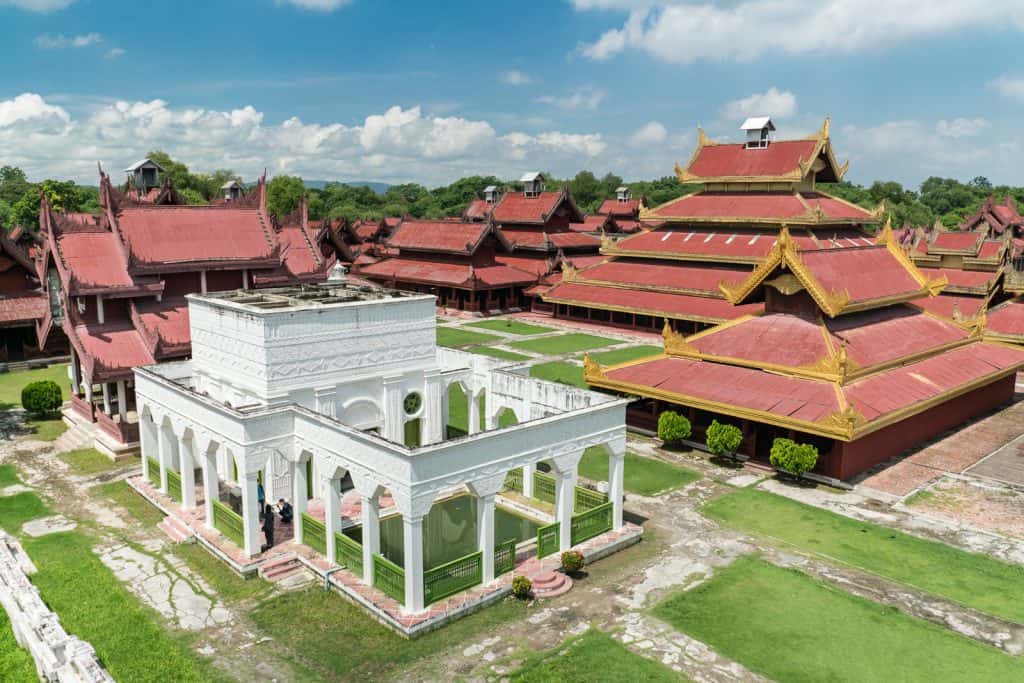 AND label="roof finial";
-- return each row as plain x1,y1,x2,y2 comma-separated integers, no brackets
875,216,894,245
